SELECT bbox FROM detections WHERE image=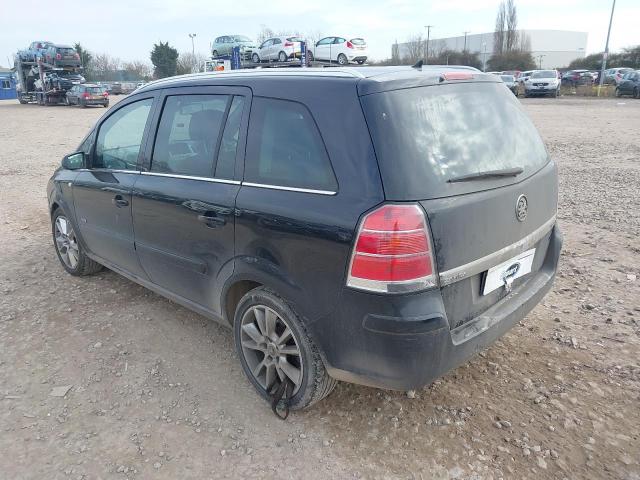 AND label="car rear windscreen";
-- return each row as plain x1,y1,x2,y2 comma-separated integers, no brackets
361,81,549,200
350,38,366,45
87,87,103,94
